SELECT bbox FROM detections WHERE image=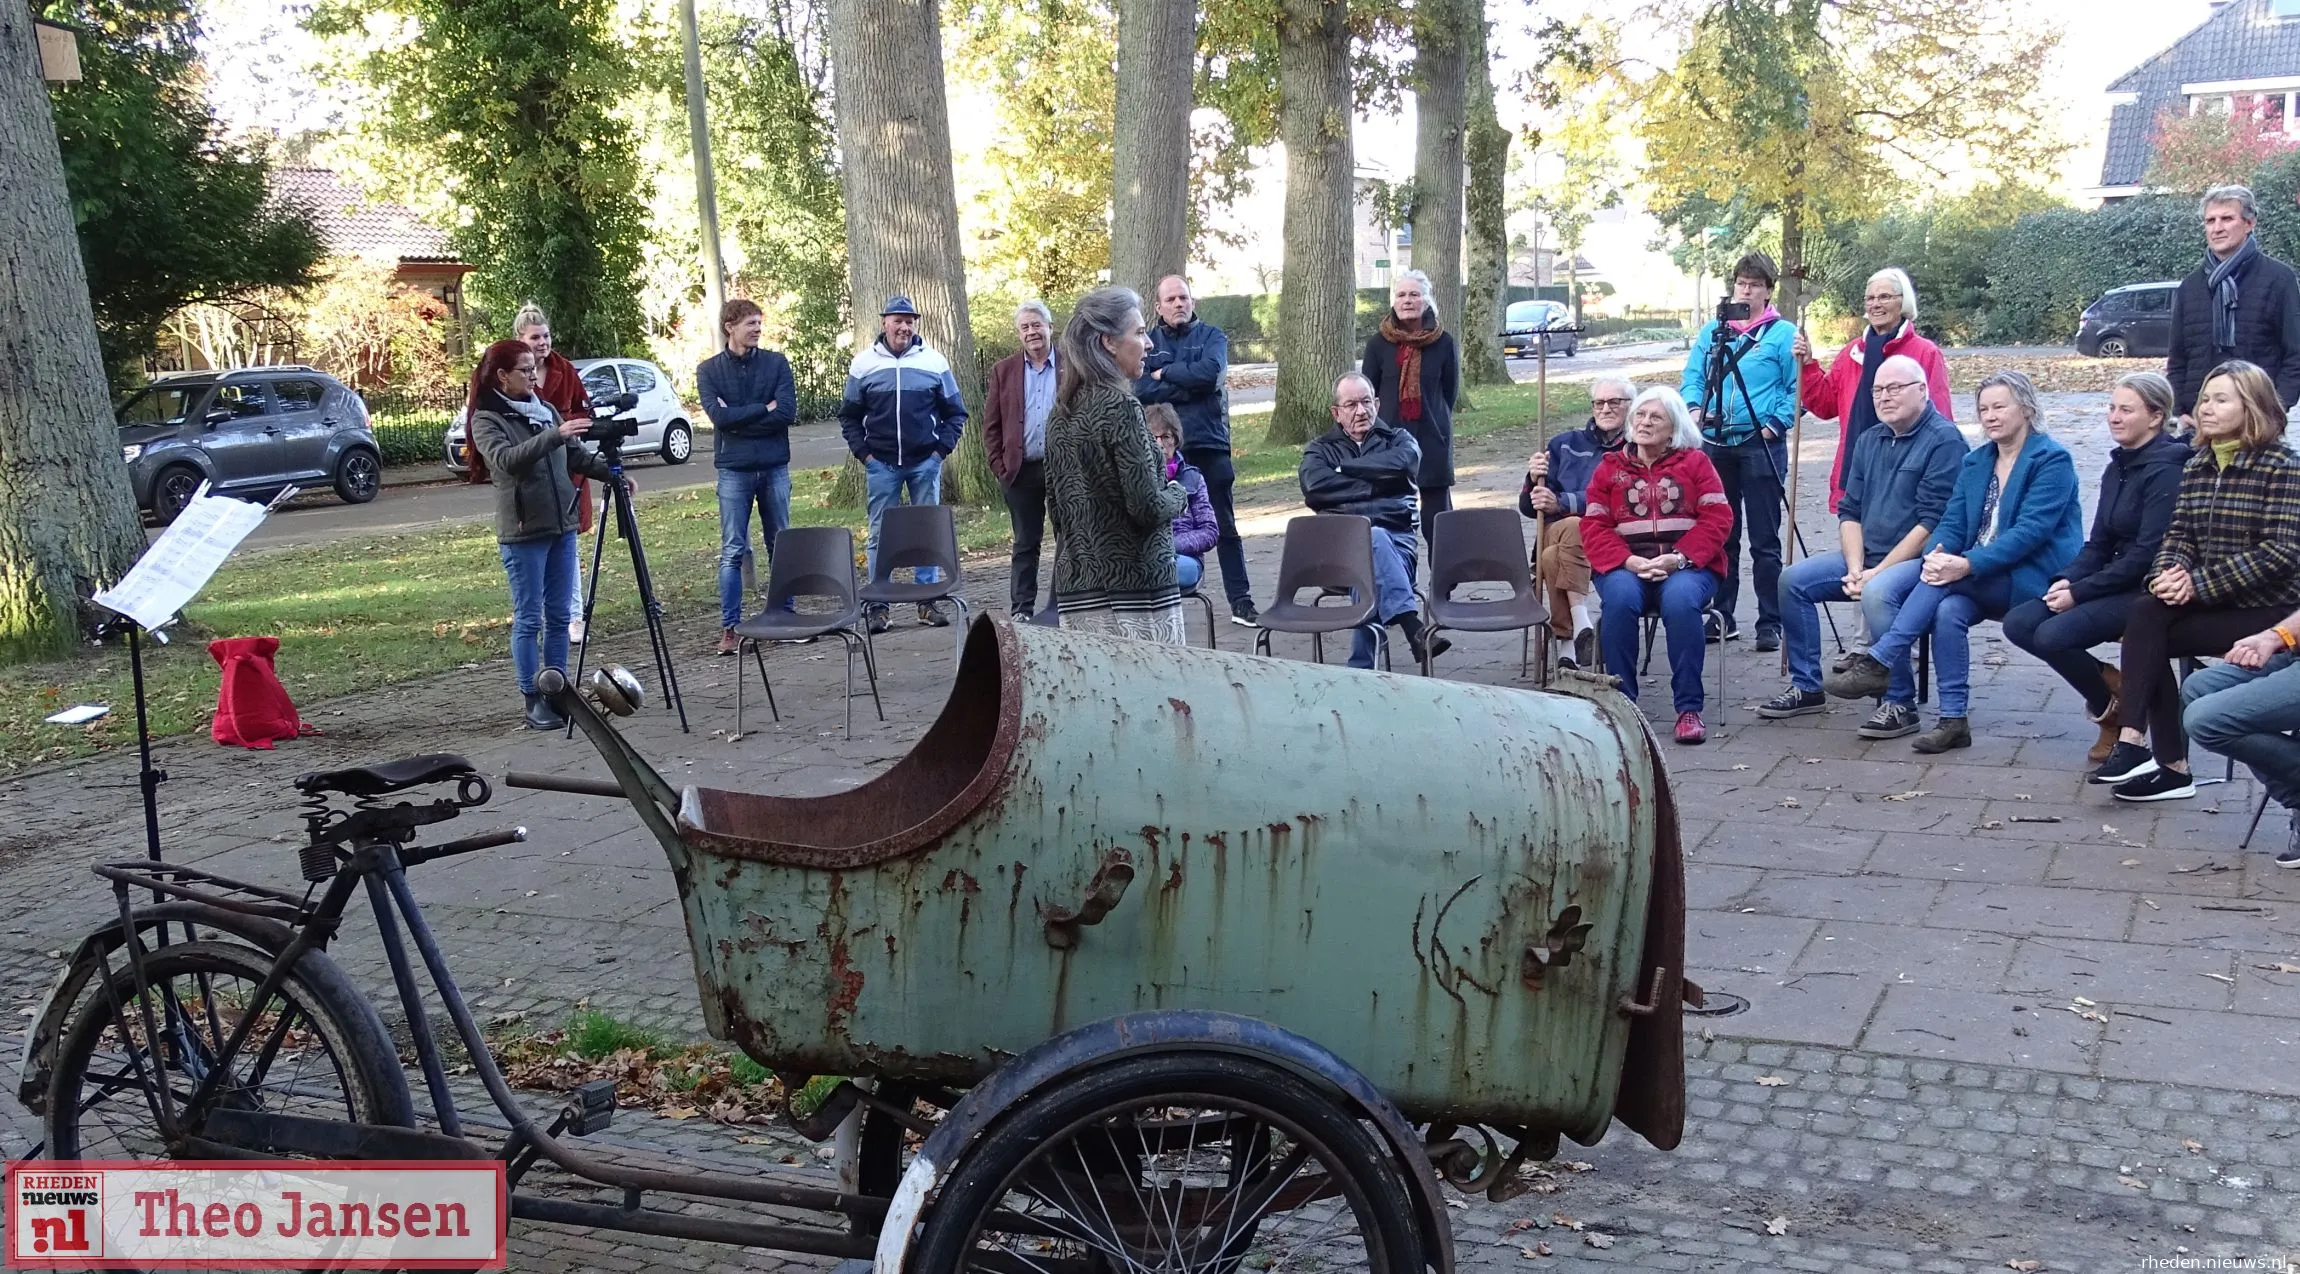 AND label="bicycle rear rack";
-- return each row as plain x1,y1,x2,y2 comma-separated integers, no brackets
92,861,313,925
